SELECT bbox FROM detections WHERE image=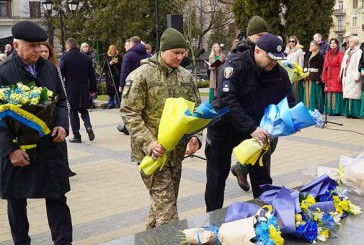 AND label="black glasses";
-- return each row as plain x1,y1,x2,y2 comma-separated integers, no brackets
289,40,296,43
